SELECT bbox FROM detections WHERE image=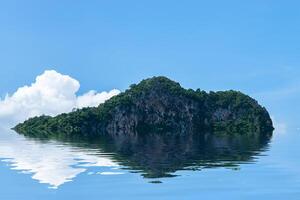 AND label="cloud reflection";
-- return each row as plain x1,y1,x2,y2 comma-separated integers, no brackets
0,128,119,189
